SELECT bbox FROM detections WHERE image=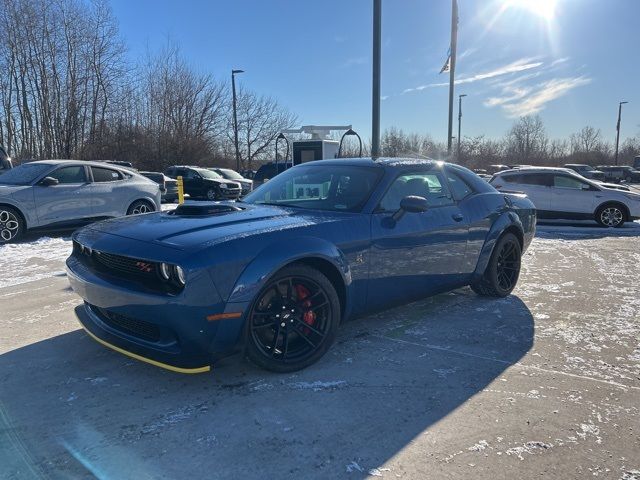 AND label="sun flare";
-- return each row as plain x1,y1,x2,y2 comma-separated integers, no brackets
504,0,558,20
